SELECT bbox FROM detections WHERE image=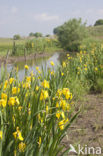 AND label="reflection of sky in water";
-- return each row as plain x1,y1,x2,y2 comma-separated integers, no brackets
17,52,60,80
0,64,13,80
0,52,62,80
